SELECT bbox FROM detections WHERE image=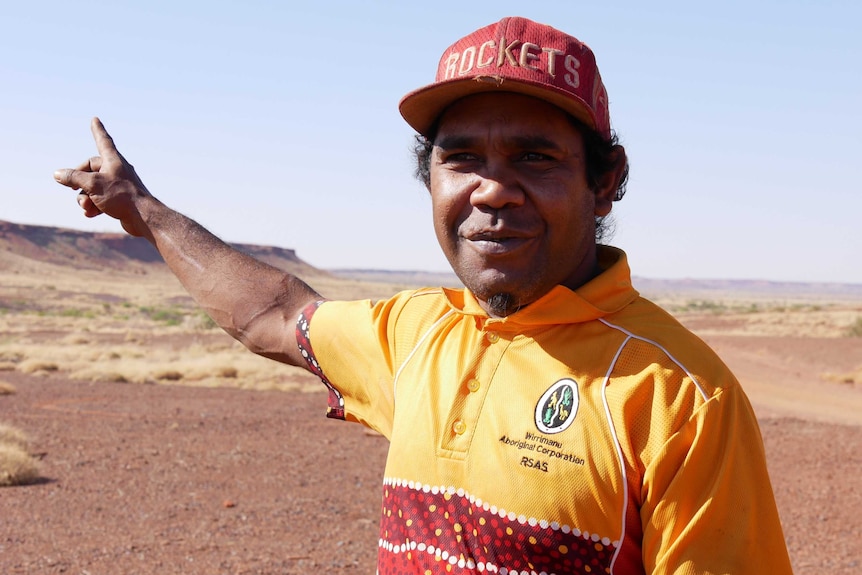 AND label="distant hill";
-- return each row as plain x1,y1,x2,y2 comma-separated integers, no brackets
333,270,862,300
1,220,860,299
632,276,862,302
0,220,327,278
330,268,463,288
